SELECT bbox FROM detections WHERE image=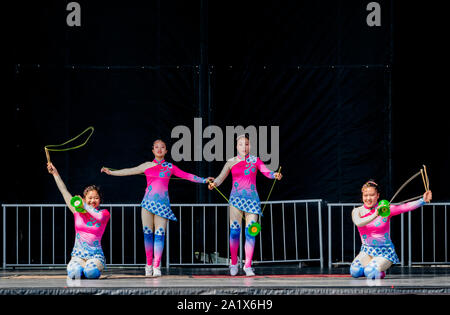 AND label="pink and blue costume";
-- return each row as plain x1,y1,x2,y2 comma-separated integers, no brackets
140,159,207,268
215,155,275,215
140,159,207,221
214,154,275,268
68,205,110,279
350,198,426,278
